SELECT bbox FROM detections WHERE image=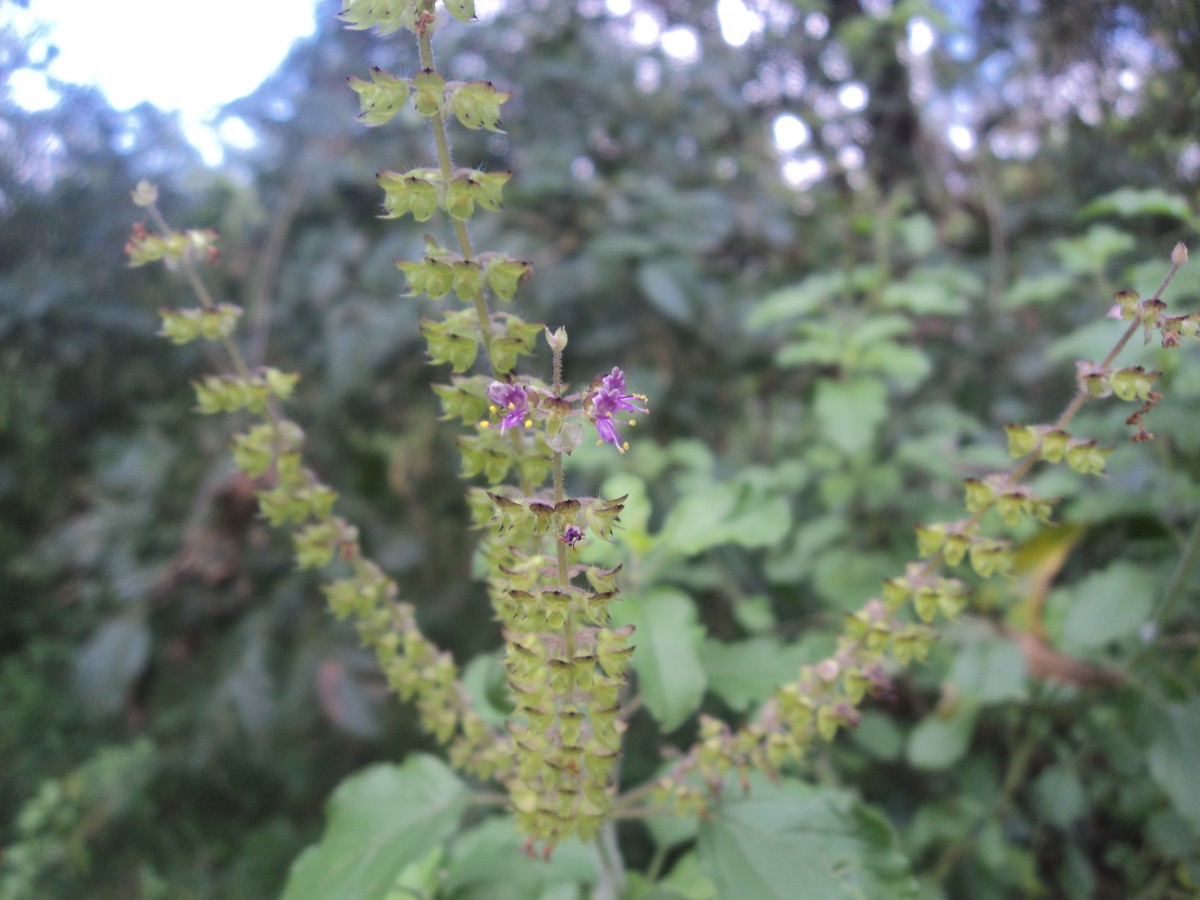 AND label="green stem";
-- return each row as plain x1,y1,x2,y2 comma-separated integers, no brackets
416,29,497,371
592,820,626,900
